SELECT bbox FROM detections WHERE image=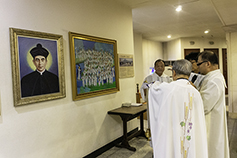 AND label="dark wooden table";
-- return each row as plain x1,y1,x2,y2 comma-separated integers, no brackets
108,103,147,151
